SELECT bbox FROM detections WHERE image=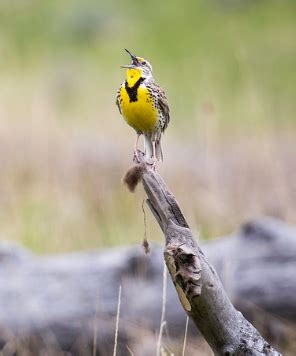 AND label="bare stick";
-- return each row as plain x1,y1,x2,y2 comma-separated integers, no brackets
124,152,281,356
113,285,122,356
